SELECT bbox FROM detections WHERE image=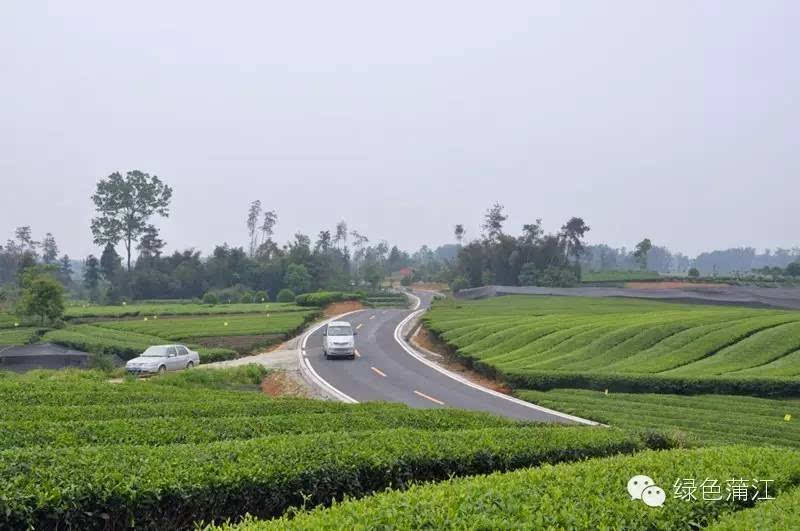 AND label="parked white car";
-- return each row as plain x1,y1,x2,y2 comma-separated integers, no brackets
323,321,357,359
126,344,200,375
